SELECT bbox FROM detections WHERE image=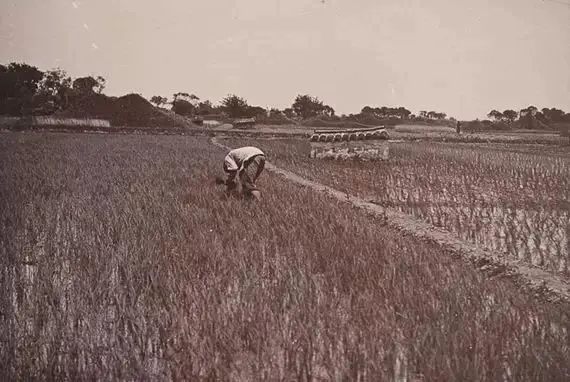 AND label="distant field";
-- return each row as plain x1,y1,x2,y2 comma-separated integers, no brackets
394,124,456,133
388,129,566,145
1,132,569,380
3,118,568,146
229,124,569,145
